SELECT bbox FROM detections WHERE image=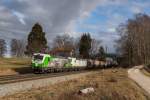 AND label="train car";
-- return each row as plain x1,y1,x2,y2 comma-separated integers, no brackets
65,57,87,70
31,53,88,73
87,59,94,68
94,60,100,67
99,61,105,67
87,59,104,68
105,57,118,67
31,53,118,73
